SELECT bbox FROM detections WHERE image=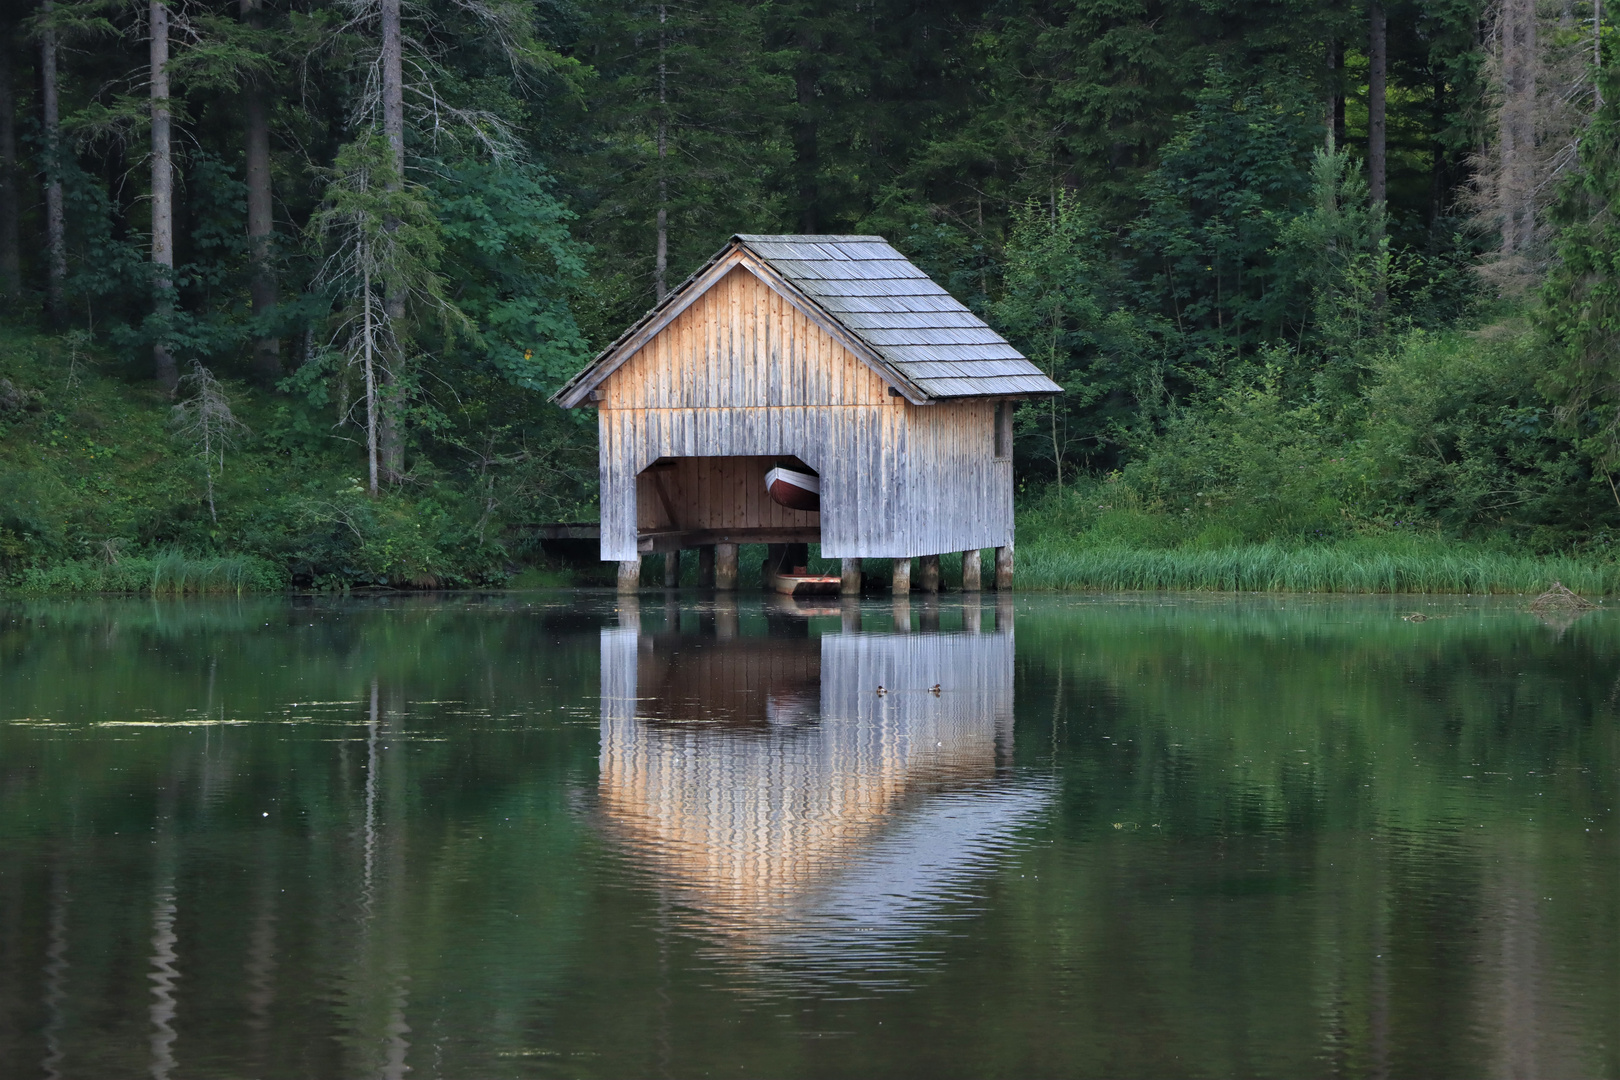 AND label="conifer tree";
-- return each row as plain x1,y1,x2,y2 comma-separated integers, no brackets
1541,63,1620,473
